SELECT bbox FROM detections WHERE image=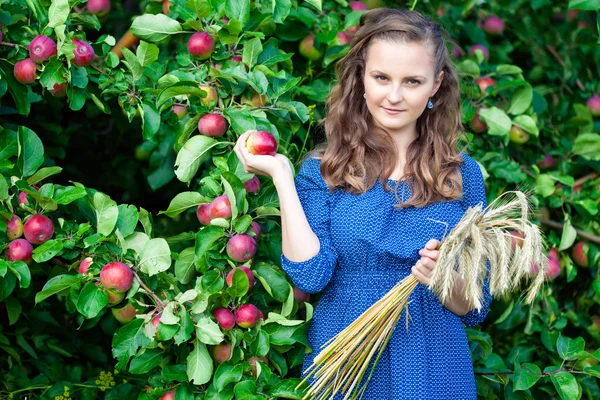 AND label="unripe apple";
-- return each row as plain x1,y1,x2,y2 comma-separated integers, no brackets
546,255,561,279
198,113,228,137
14,58,37,84
537,154,557,169
470,109,487,133
100,262,133,292
243,176,260,193
246,131,277,156
23,215,54,245
247,221,261,242
235,303,260,328
226,234,257,262
226,266,254,289
469,44,489,61
586,96,600,116
293,286,311,303
111,302,139,324
482,16,504,35
72,40,95,67
5,214,23,240
196,203,212,225
106,288,125,306
299,34,323,61
509,125,530,144
29,35,57,63
211,342,232,364
162,0,171,15
187,31,214,60
211,307,236,330
172,104,187,119
159,391,175,400
241,92,268,107
198,84,218,107
6,239,33,265
78,257,93,274
87,0,111,15
249,356,268,377
349,1,368,11
209,195,232,219
572,241,589,267
333,32,350,46
49,82,67,97
475,77,496,95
